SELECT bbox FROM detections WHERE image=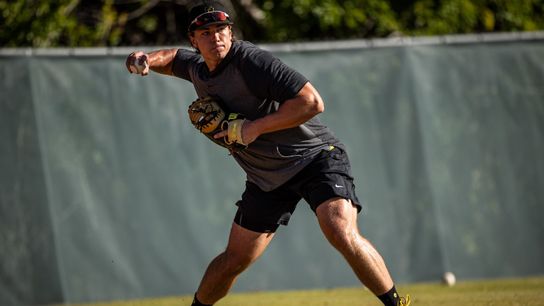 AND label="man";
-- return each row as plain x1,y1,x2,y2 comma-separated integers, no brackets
126,1,411,305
